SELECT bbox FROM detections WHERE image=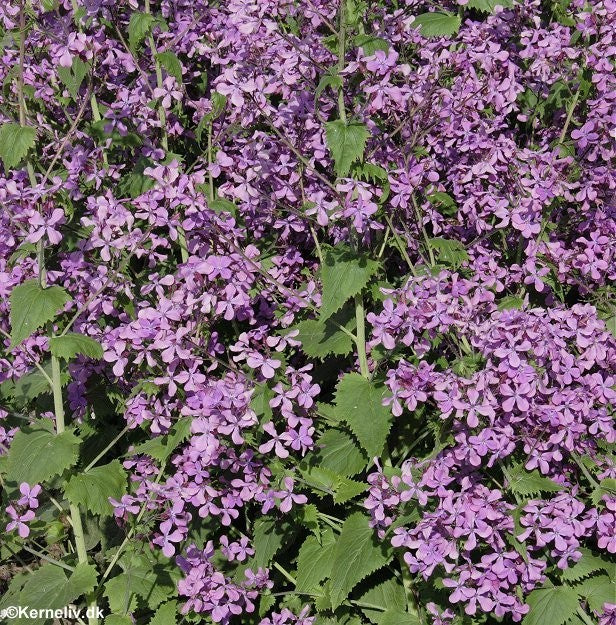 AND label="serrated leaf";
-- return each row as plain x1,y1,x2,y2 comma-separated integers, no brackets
315,72,343,102
149,600,177,625
129,418,192,461
105,617,133,625
155,51,182,83
329,513,392,609
315,580,332,611
293,306,356,358
299,503,321,538
50,333,103,361
252,517,289,568
0,123,36,171
251,382,274,423
378,611,420,625
301,465,339,496
296,529,336,593
105,554,174,615
10,563,97,624
10,279,71,347
359,578,406,623
577,576,615,612
65,460,127,516
427,237,469,269
591,477,616,505
334,476,366,503
208,197,237,216
325,120,369,177
561,549,613,582
467,0,513,11
508,465,562,496
427,191,457,217
355,34,390,55
5,421,79,484
57,58,89,99
320,246,379,321
333,373,392,458
498,295,525,311
412,12,461,37
128,12,154,51
523,585,580,625
313,428,368,476
12,361,53,400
